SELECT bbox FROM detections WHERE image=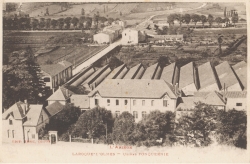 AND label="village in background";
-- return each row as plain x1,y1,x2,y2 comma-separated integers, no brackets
2,2,247,155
